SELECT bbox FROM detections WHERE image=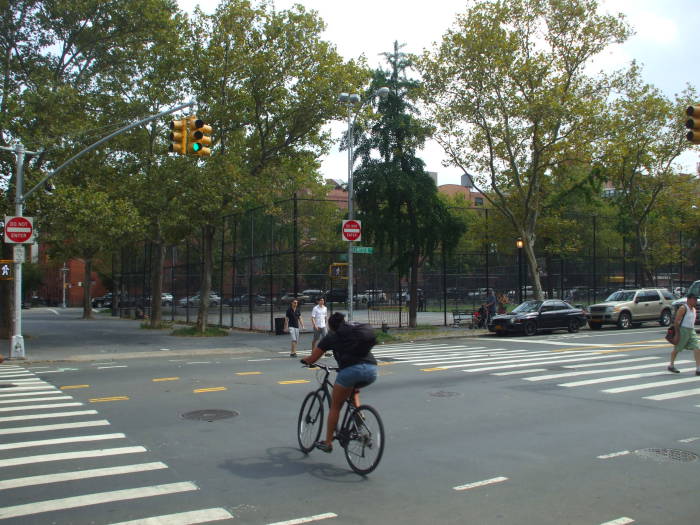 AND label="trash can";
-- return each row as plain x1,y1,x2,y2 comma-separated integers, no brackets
274,317,286,335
